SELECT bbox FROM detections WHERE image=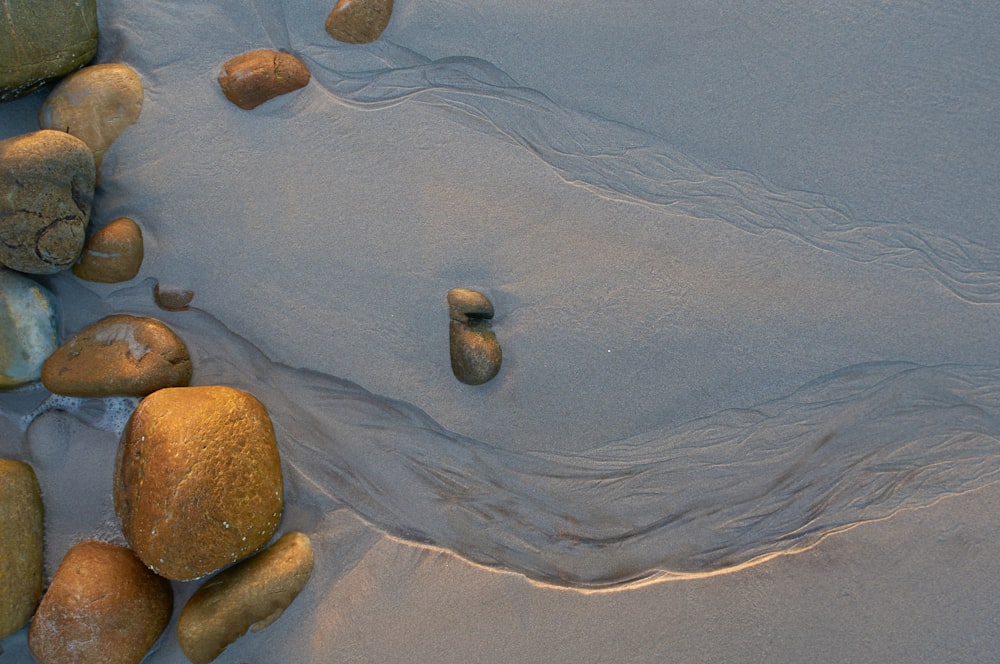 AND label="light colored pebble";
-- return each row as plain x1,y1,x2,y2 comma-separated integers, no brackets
0,268,59,388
